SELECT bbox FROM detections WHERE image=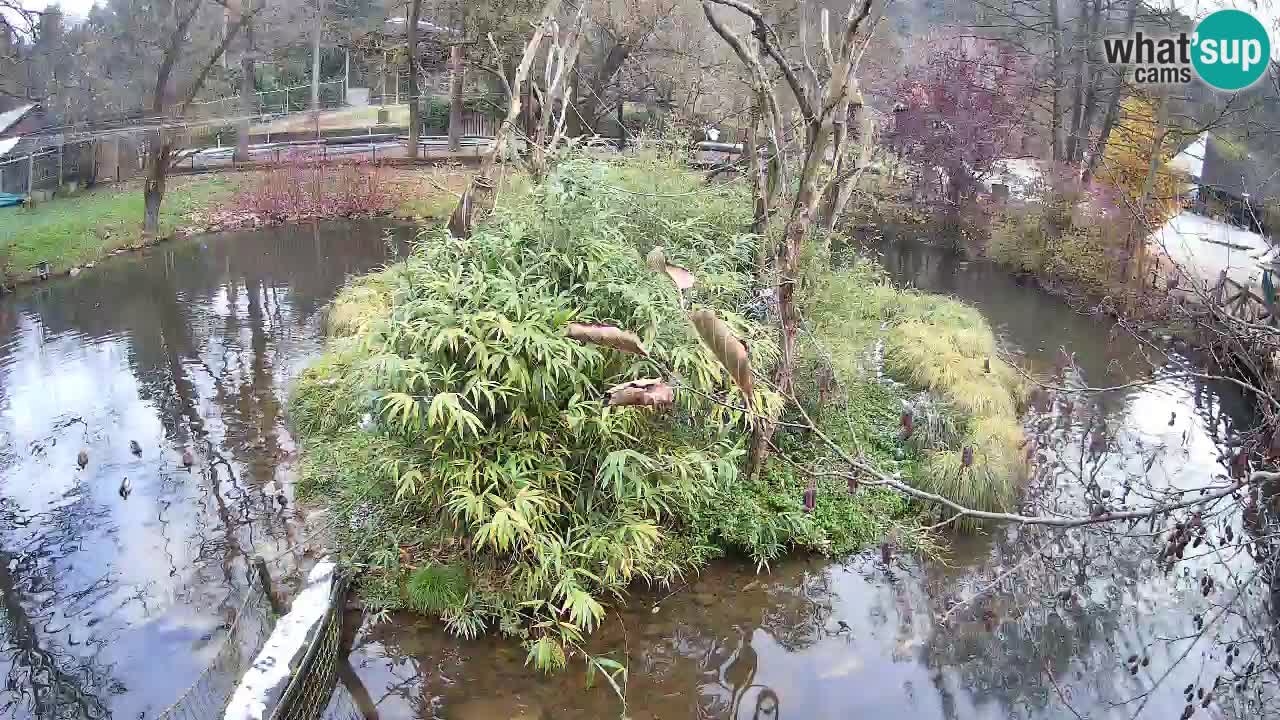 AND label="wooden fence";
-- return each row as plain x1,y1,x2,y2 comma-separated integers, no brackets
1210,270,1273,324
